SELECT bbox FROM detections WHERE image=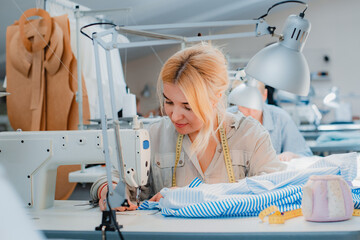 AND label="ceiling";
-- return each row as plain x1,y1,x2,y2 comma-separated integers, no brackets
1,0,309,78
